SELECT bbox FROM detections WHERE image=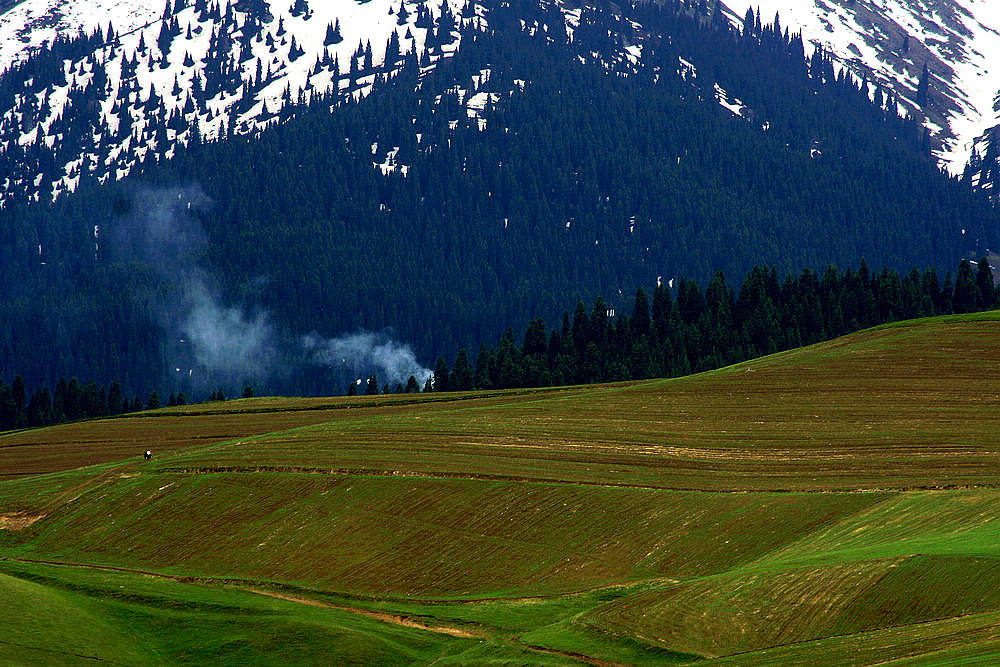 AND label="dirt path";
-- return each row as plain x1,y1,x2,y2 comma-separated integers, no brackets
247,588,626,666
520,643,626,667
4,557,627,664
246,588,481,638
